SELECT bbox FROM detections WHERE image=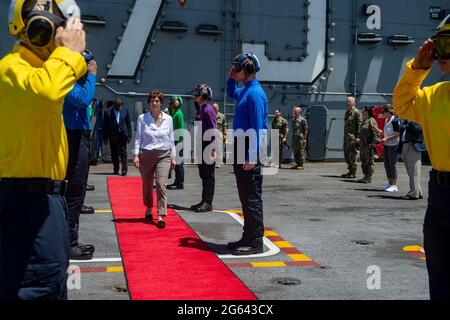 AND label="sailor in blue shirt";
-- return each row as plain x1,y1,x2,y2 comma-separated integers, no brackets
226,52,268,255
63,50,97,261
